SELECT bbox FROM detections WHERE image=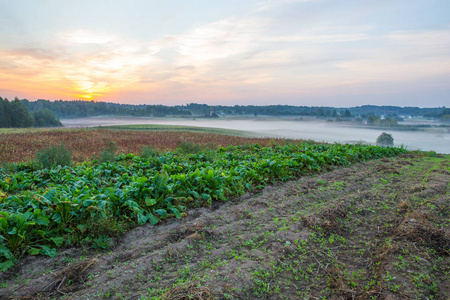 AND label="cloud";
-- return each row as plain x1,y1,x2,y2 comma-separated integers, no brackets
256,0,318,11
61,30,116,45
386,30,450,58
264,32,370,43
172,17,267,62
0,30,165,100
1,10,449,105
